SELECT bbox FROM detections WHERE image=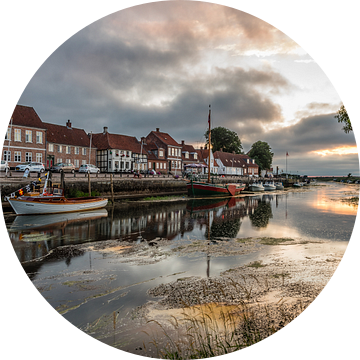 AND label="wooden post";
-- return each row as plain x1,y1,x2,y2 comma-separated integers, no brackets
60,171,65,190
88,172,91,196
110,173,114,204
